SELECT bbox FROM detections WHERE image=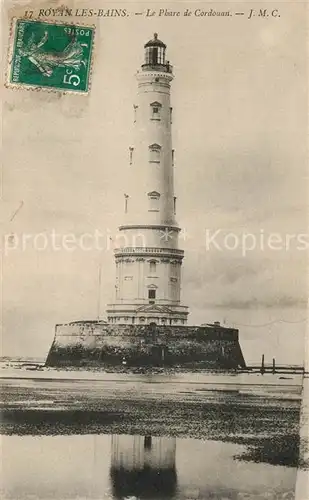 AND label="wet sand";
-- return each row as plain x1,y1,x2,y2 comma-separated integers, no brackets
0,372,303,499
1,374,301,450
